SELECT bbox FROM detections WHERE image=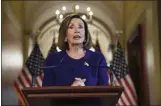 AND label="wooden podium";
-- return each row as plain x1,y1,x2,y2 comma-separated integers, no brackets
21,86,124,106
